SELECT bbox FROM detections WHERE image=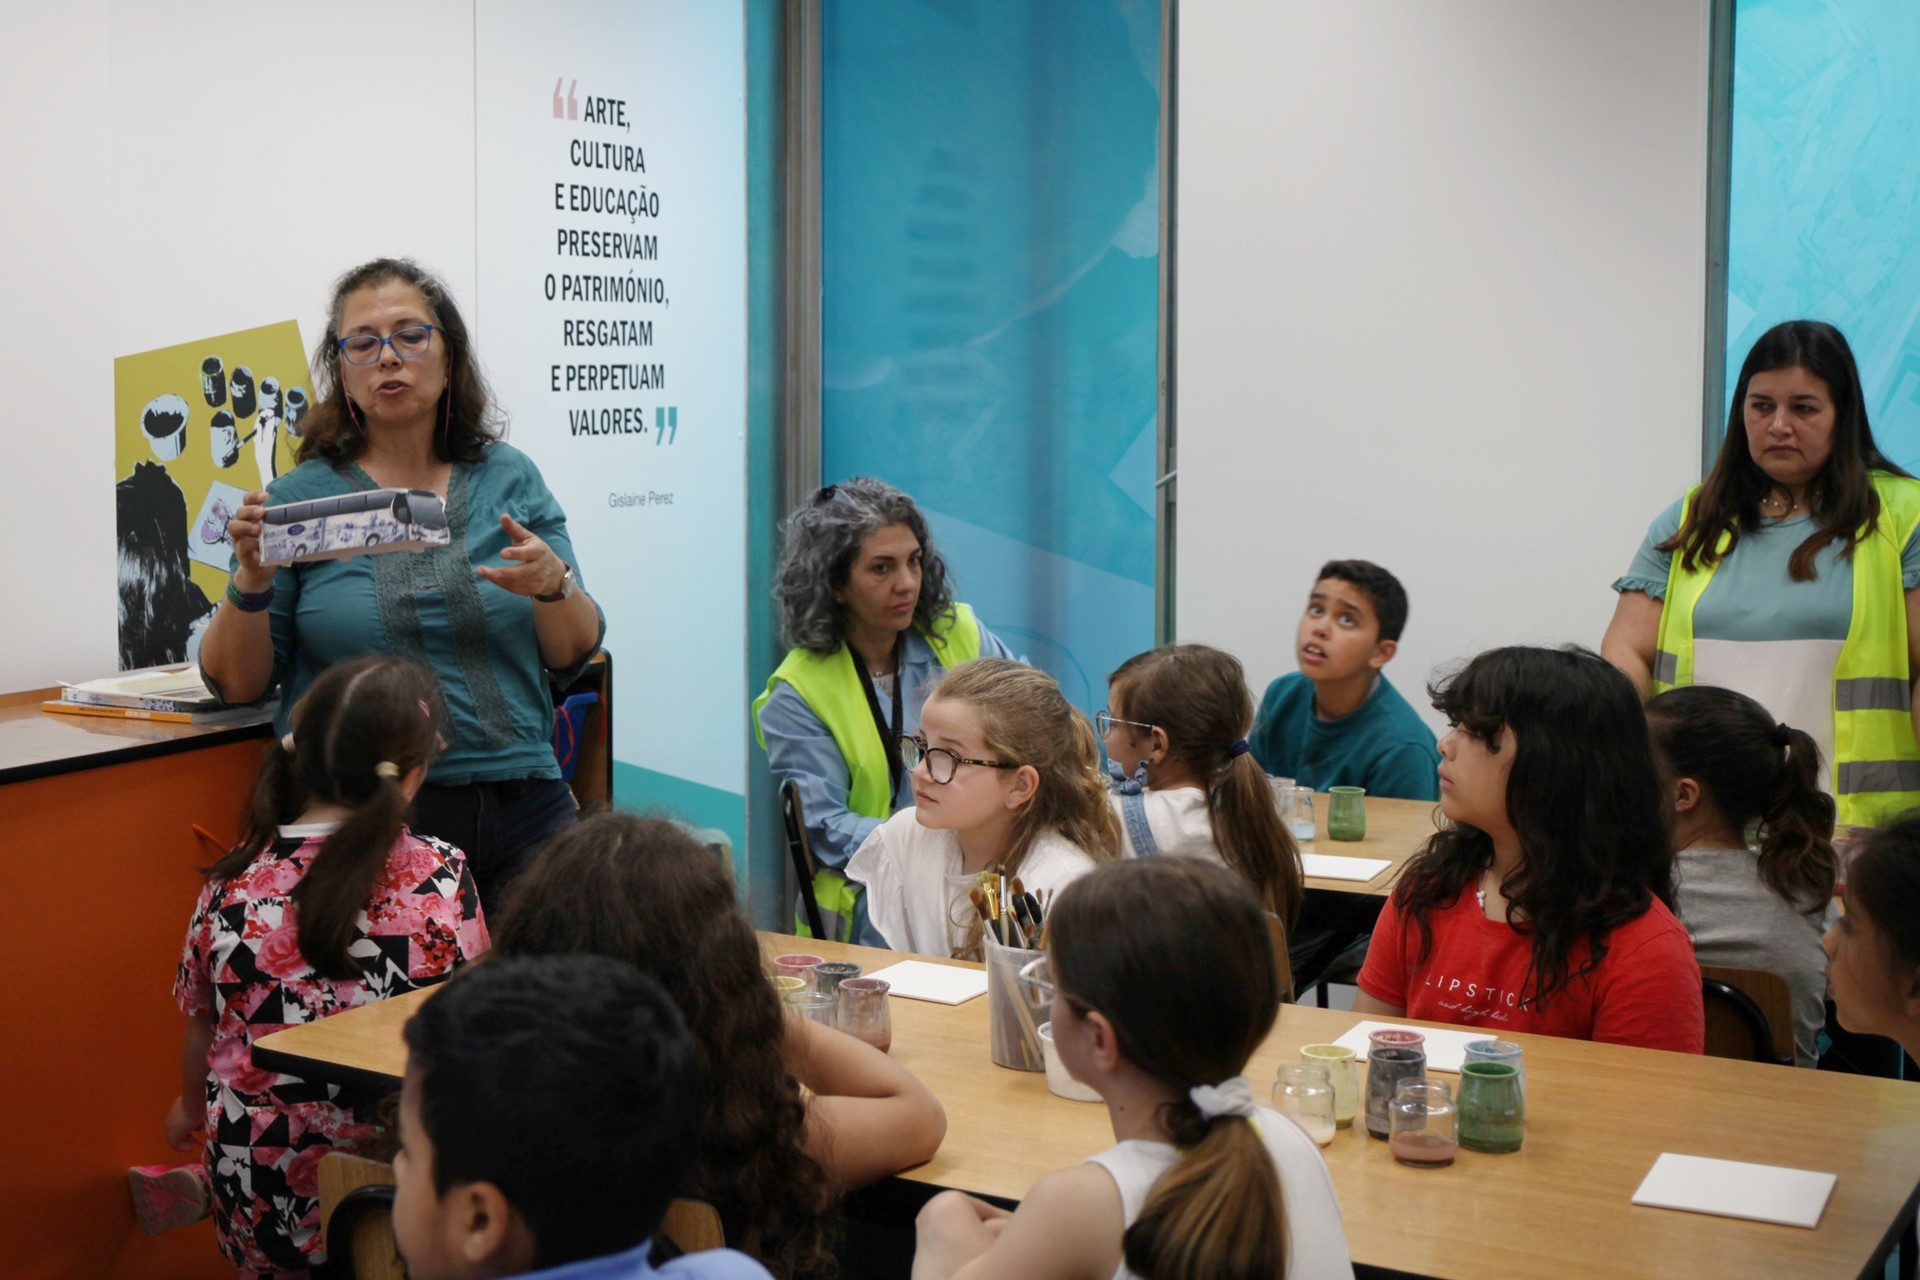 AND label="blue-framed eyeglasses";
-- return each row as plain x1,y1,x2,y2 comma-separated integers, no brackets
898,734,1018,785
336,324,438,366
